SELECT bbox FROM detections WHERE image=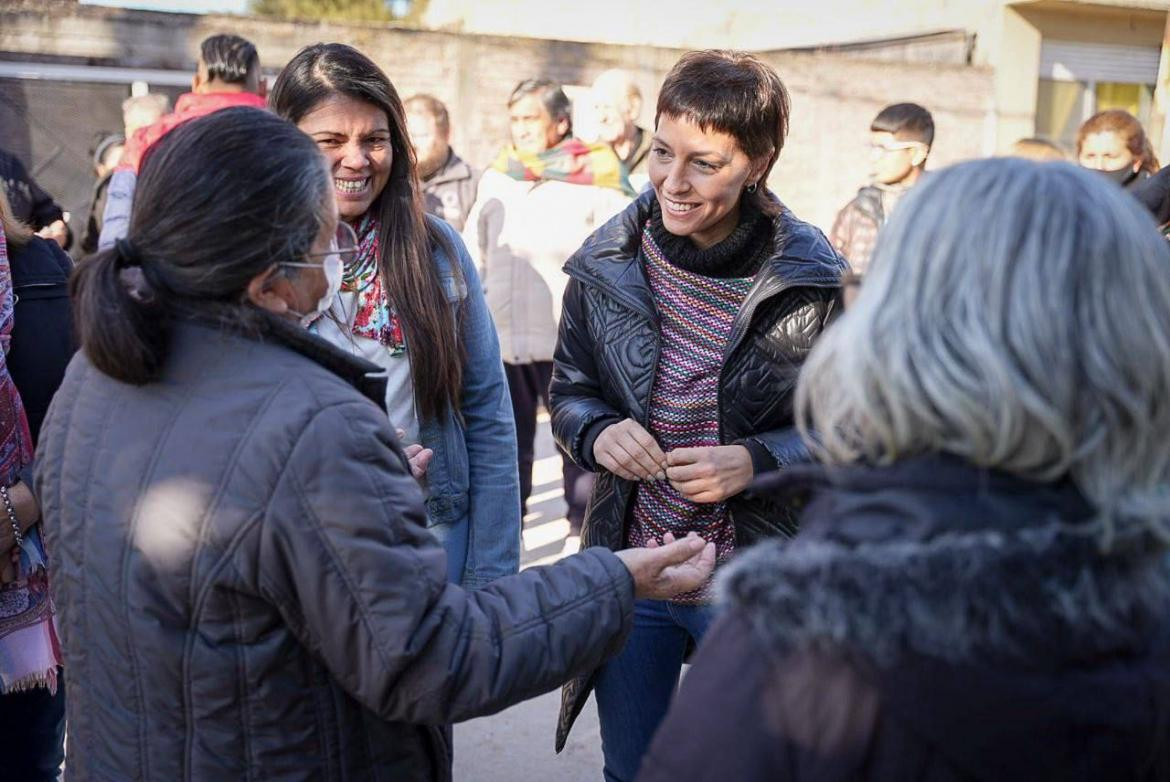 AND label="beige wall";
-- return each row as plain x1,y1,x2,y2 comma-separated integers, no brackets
424,0,1005,52
993,6,1045,150
1016,0,1167,45
0,2,995,232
